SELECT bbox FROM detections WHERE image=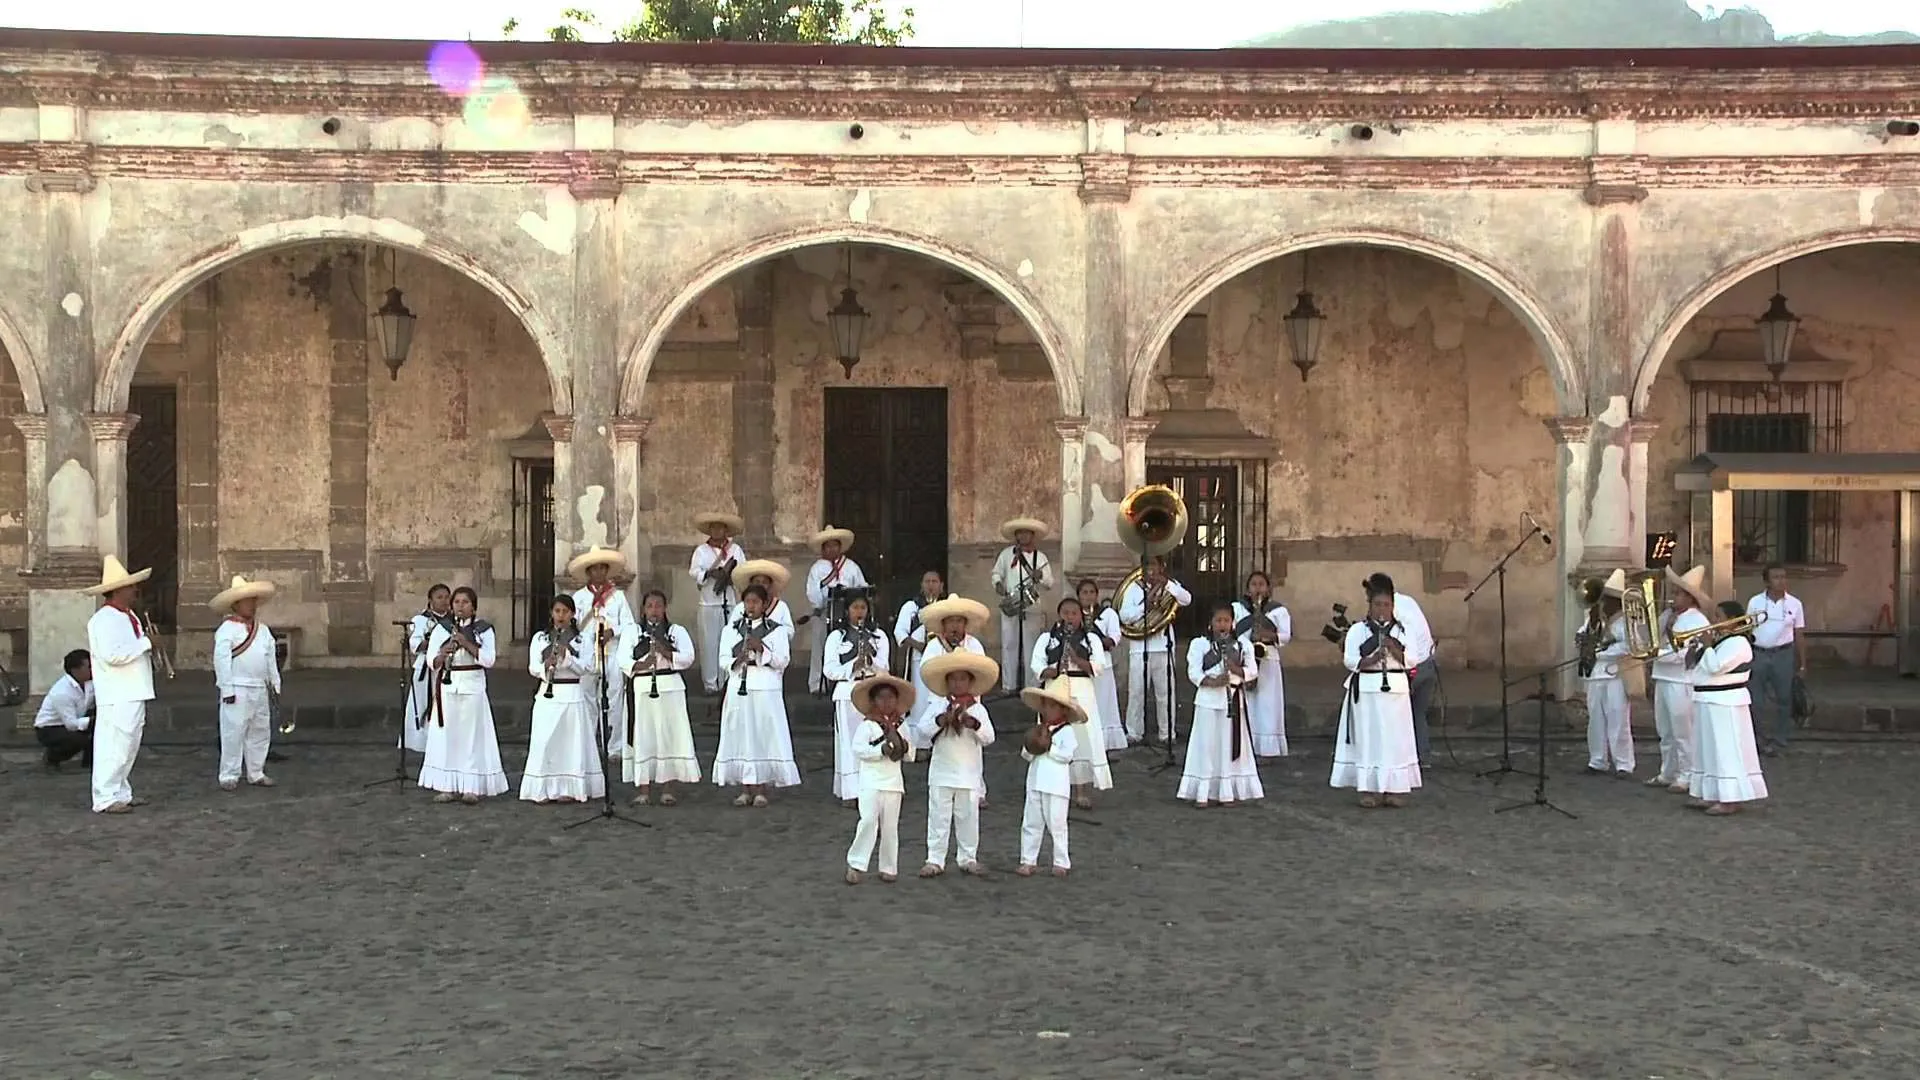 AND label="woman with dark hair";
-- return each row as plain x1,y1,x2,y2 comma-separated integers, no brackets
420,586,509,805
1684,600,1769,816
1232,571,1292,759
520,595,604,805
1329,583,1420,809
1029,595,1113,808
713,583,799,807
826,593,893,805
399,583,453,754
620,588,701,806
1077,578,1126,755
